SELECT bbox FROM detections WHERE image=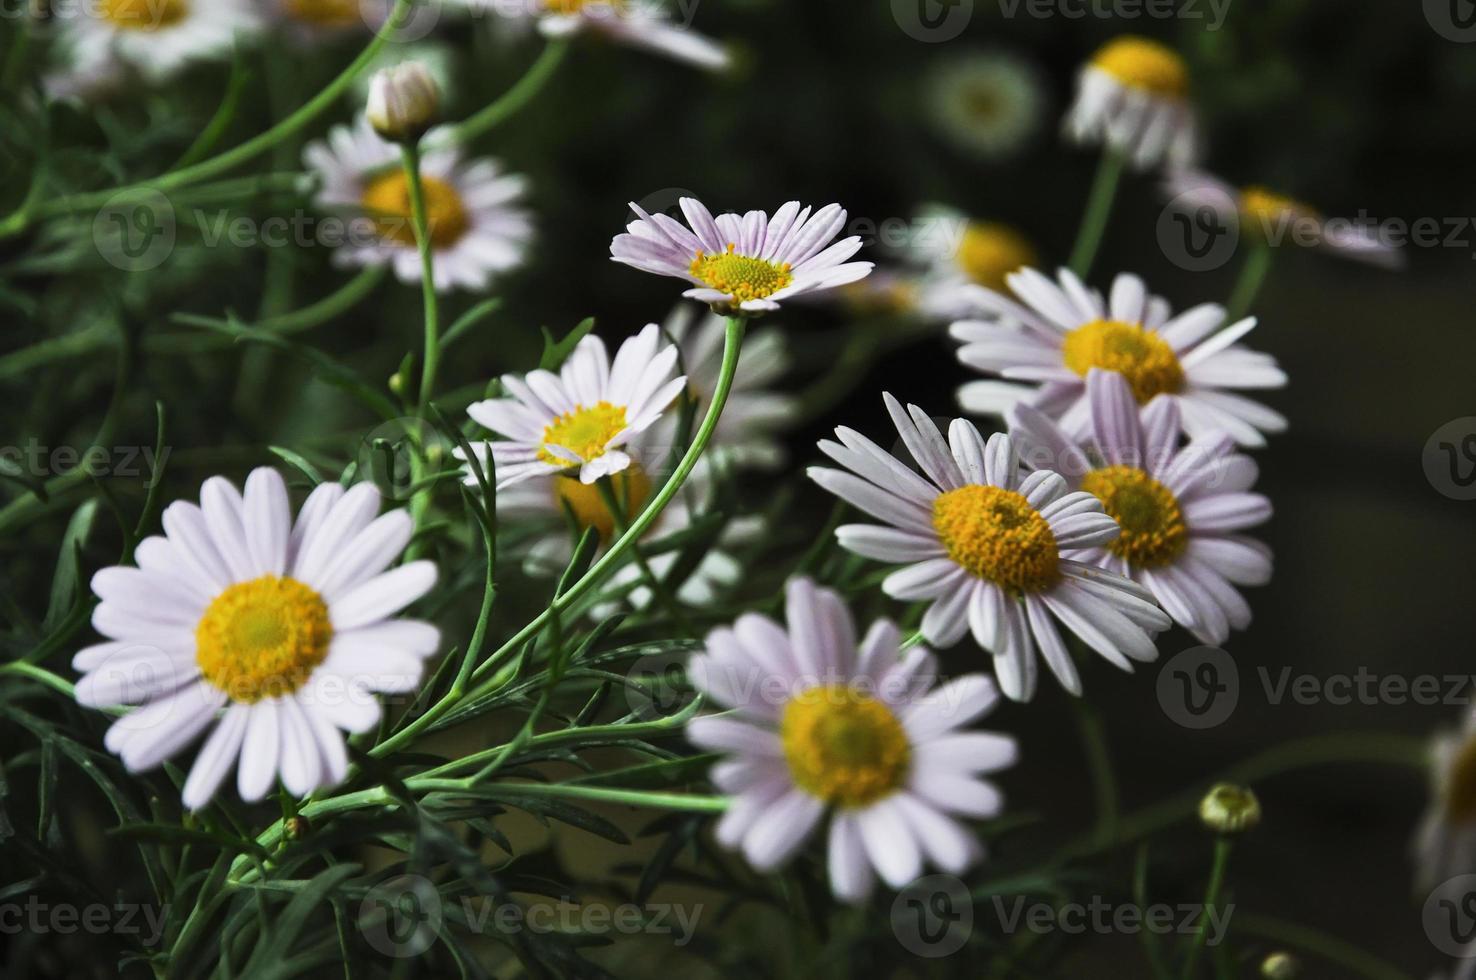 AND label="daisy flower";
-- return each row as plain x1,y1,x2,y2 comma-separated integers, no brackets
807,395,1170,701
72,469,439,808
903,206,1038,319
1164,169,1404,269
1063,35,1197,170
303,116,532,292
458,0,729,71
1416,711,1476,891
610,198,874,314
55,0,259,82
951,267,1288,448
465,323,686,489
1008,369,1273,646
925,50,1045,161
686,577,1017,899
